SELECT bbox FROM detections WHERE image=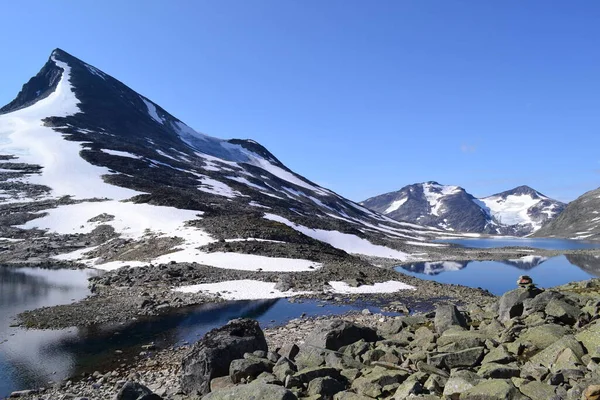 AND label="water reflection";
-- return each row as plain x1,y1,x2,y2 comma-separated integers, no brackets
397,255,599,296
0,266,387,398
436,237,600,250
